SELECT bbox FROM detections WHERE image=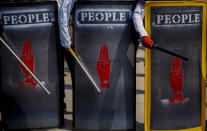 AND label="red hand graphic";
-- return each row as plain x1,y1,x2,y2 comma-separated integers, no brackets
20,40,37,86
169,57,186,103
96,44,110,88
